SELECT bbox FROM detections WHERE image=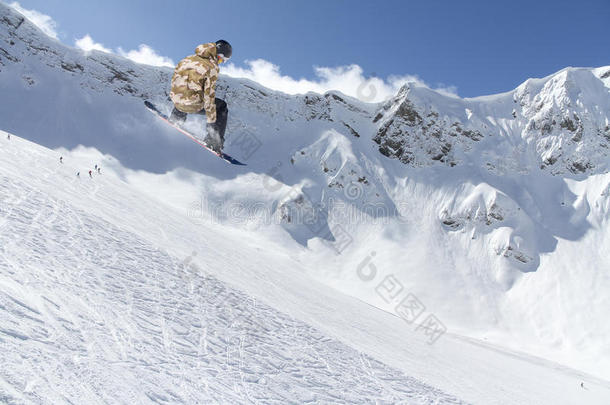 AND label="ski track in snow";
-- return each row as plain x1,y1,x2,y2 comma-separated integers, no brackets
0,171,464,403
